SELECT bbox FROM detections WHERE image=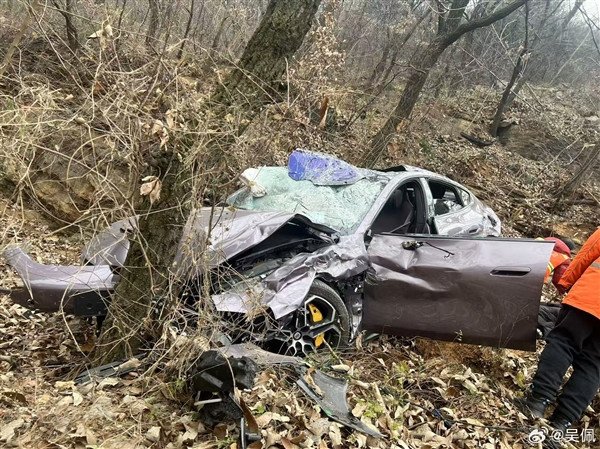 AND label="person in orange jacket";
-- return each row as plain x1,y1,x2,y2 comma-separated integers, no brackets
518,227,600,444
542,237,574,289
537,237,574,338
